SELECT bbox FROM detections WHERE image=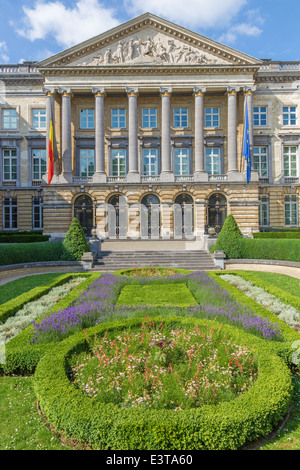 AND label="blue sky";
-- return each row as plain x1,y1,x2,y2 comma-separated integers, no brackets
0,0,299,64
